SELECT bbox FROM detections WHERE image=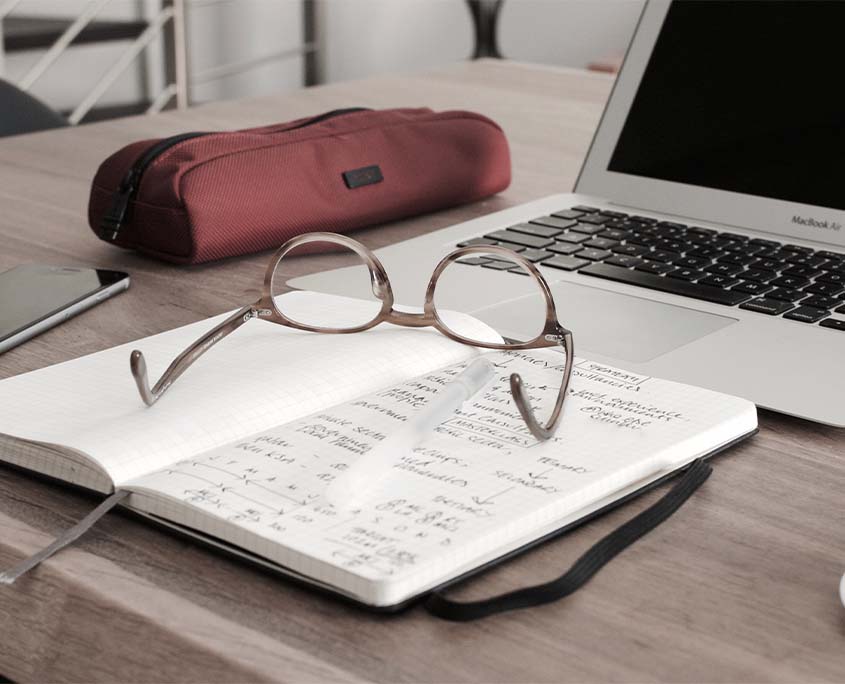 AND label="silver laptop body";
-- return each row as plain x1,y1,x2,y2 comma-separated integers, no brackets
290,0,845,427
